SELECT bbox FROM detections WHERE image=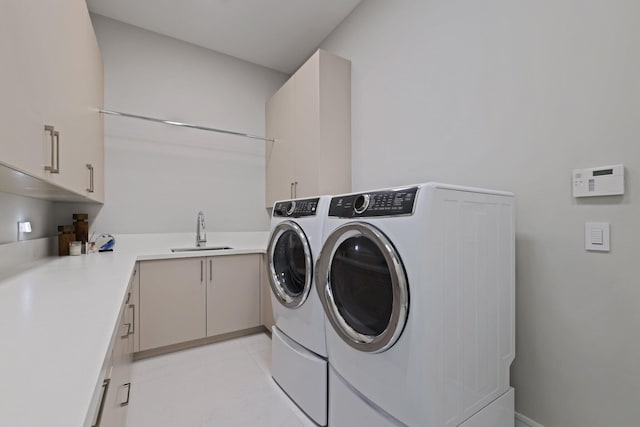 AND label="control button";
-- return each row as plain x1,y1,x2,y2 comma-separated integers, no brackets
354,194,370,214
286,201,296,216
